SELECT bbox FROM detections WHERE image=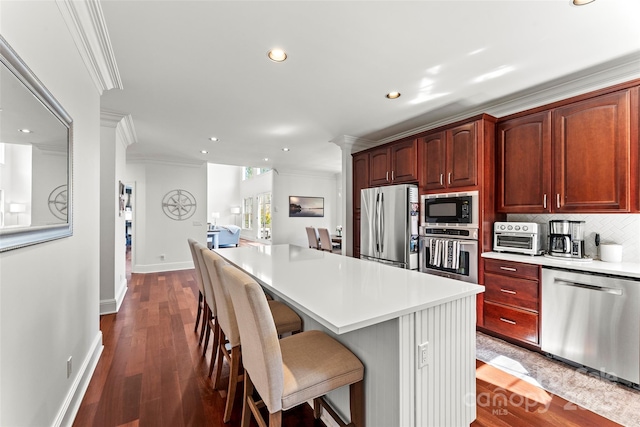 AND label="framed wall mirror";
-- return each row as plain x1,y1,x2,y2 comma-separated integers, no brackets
0,35,73,251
